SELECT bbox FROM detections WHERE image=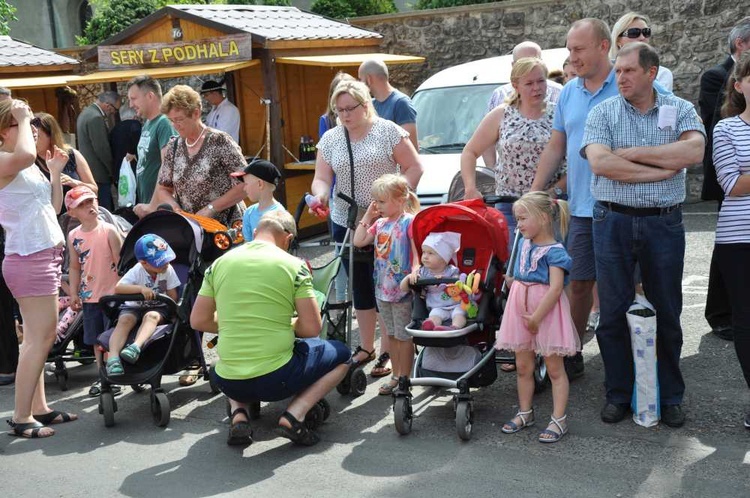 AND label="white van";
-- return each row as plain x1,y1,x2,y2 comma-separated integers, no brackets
413,47,570,207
